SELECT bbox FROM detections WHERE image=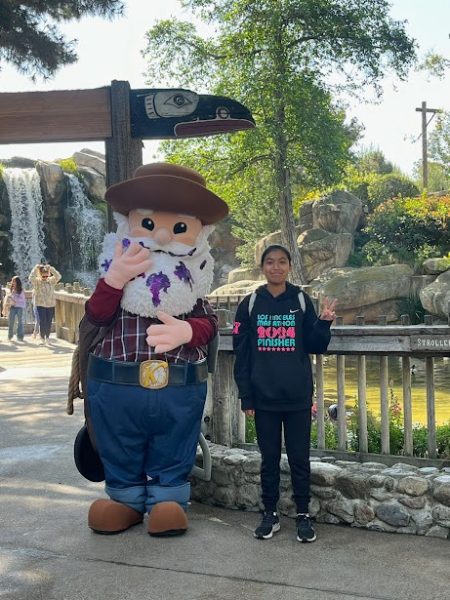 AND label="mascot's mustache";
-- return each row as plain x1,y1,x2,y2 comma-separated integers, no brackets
123,237,198,258
142,245,197,258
